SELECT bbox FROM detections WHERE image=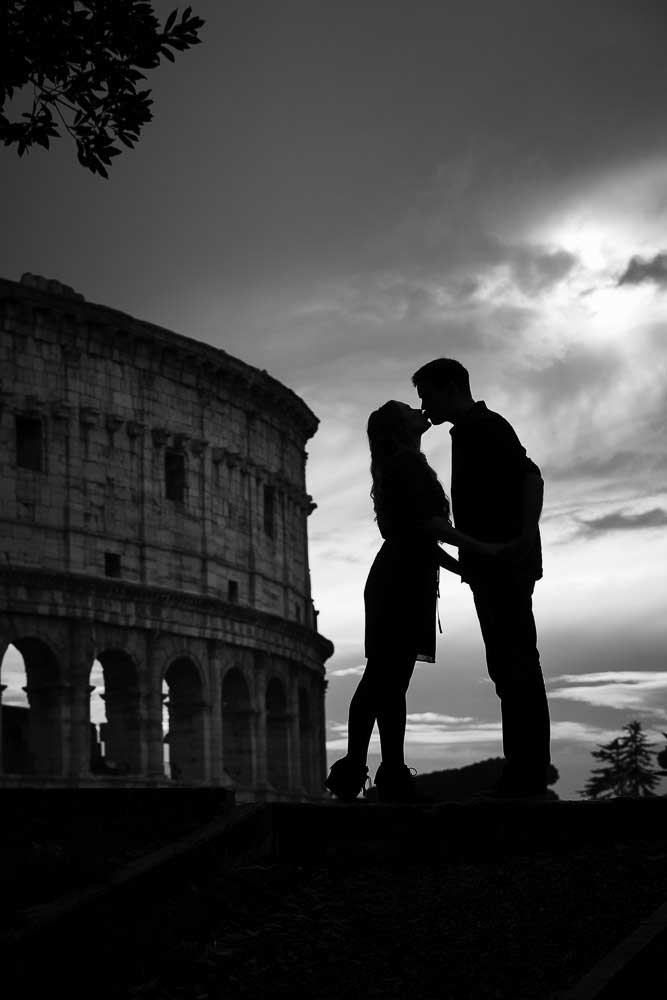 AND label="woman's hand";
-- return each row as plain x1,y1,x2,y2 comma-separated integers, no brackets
426,520,524,561
436,546,461,575
424,515,456,542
